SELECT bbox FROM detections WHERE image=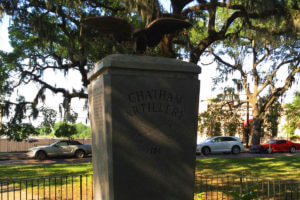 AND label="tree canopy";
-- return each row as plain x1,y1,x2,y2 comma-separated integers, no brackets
283,92,300,136
54,121,77,139
39,121,91,138
0,0,299,140
210,32,299,144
